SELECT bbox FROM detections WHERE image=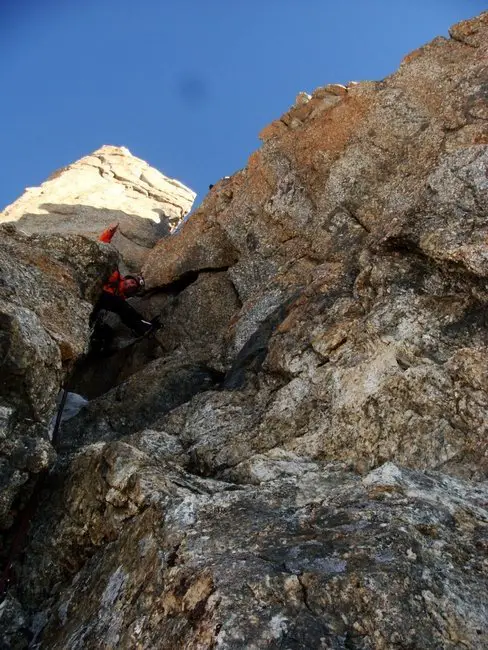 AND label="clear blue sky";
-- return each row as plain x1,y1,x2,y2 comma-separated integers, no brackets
0,1,485,212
